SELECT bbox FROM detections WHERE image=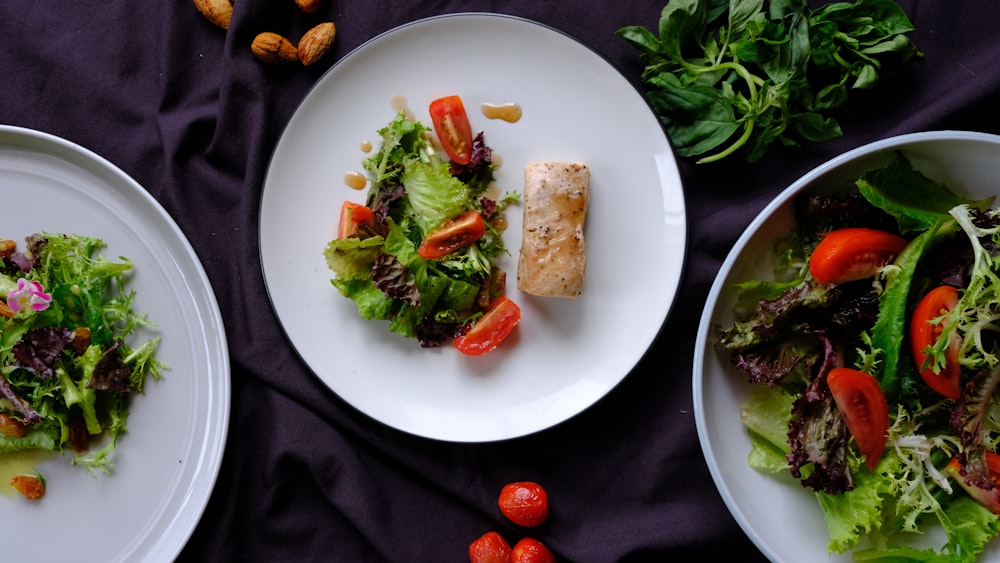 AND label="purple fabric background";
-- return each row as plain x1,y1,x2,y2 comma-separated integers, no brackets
1,1,998,561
